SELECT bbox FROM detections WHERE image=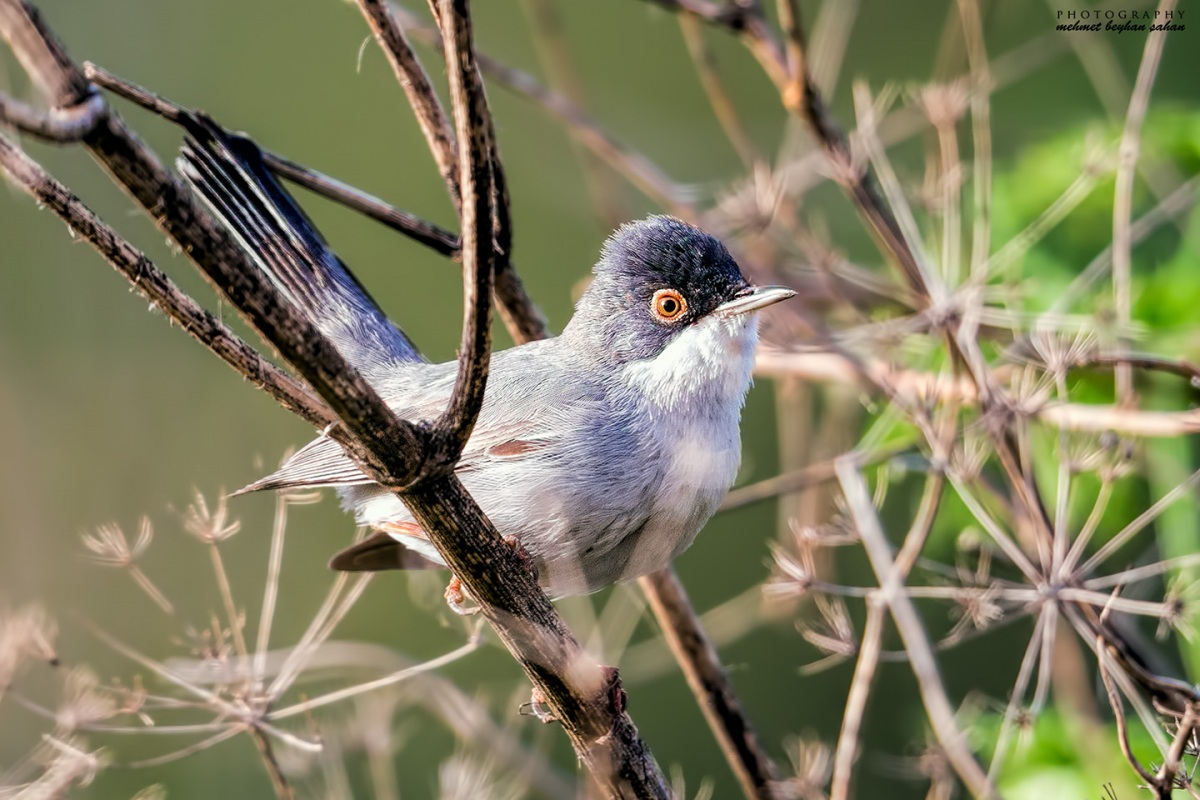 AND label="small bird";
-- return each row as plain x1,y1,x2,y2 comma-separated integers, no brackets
178,116,794,601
